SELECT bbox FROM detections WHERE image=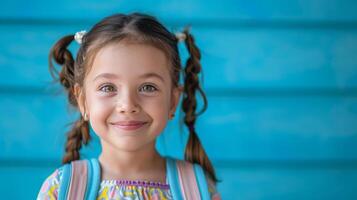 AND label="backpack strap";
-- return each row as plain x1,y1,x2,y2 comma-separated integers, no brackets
166,157,210,200
58,159,101,200
193,163,211,200
67,160,88,200
87,158,101,200
166,157,184,200
176,160,201,200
